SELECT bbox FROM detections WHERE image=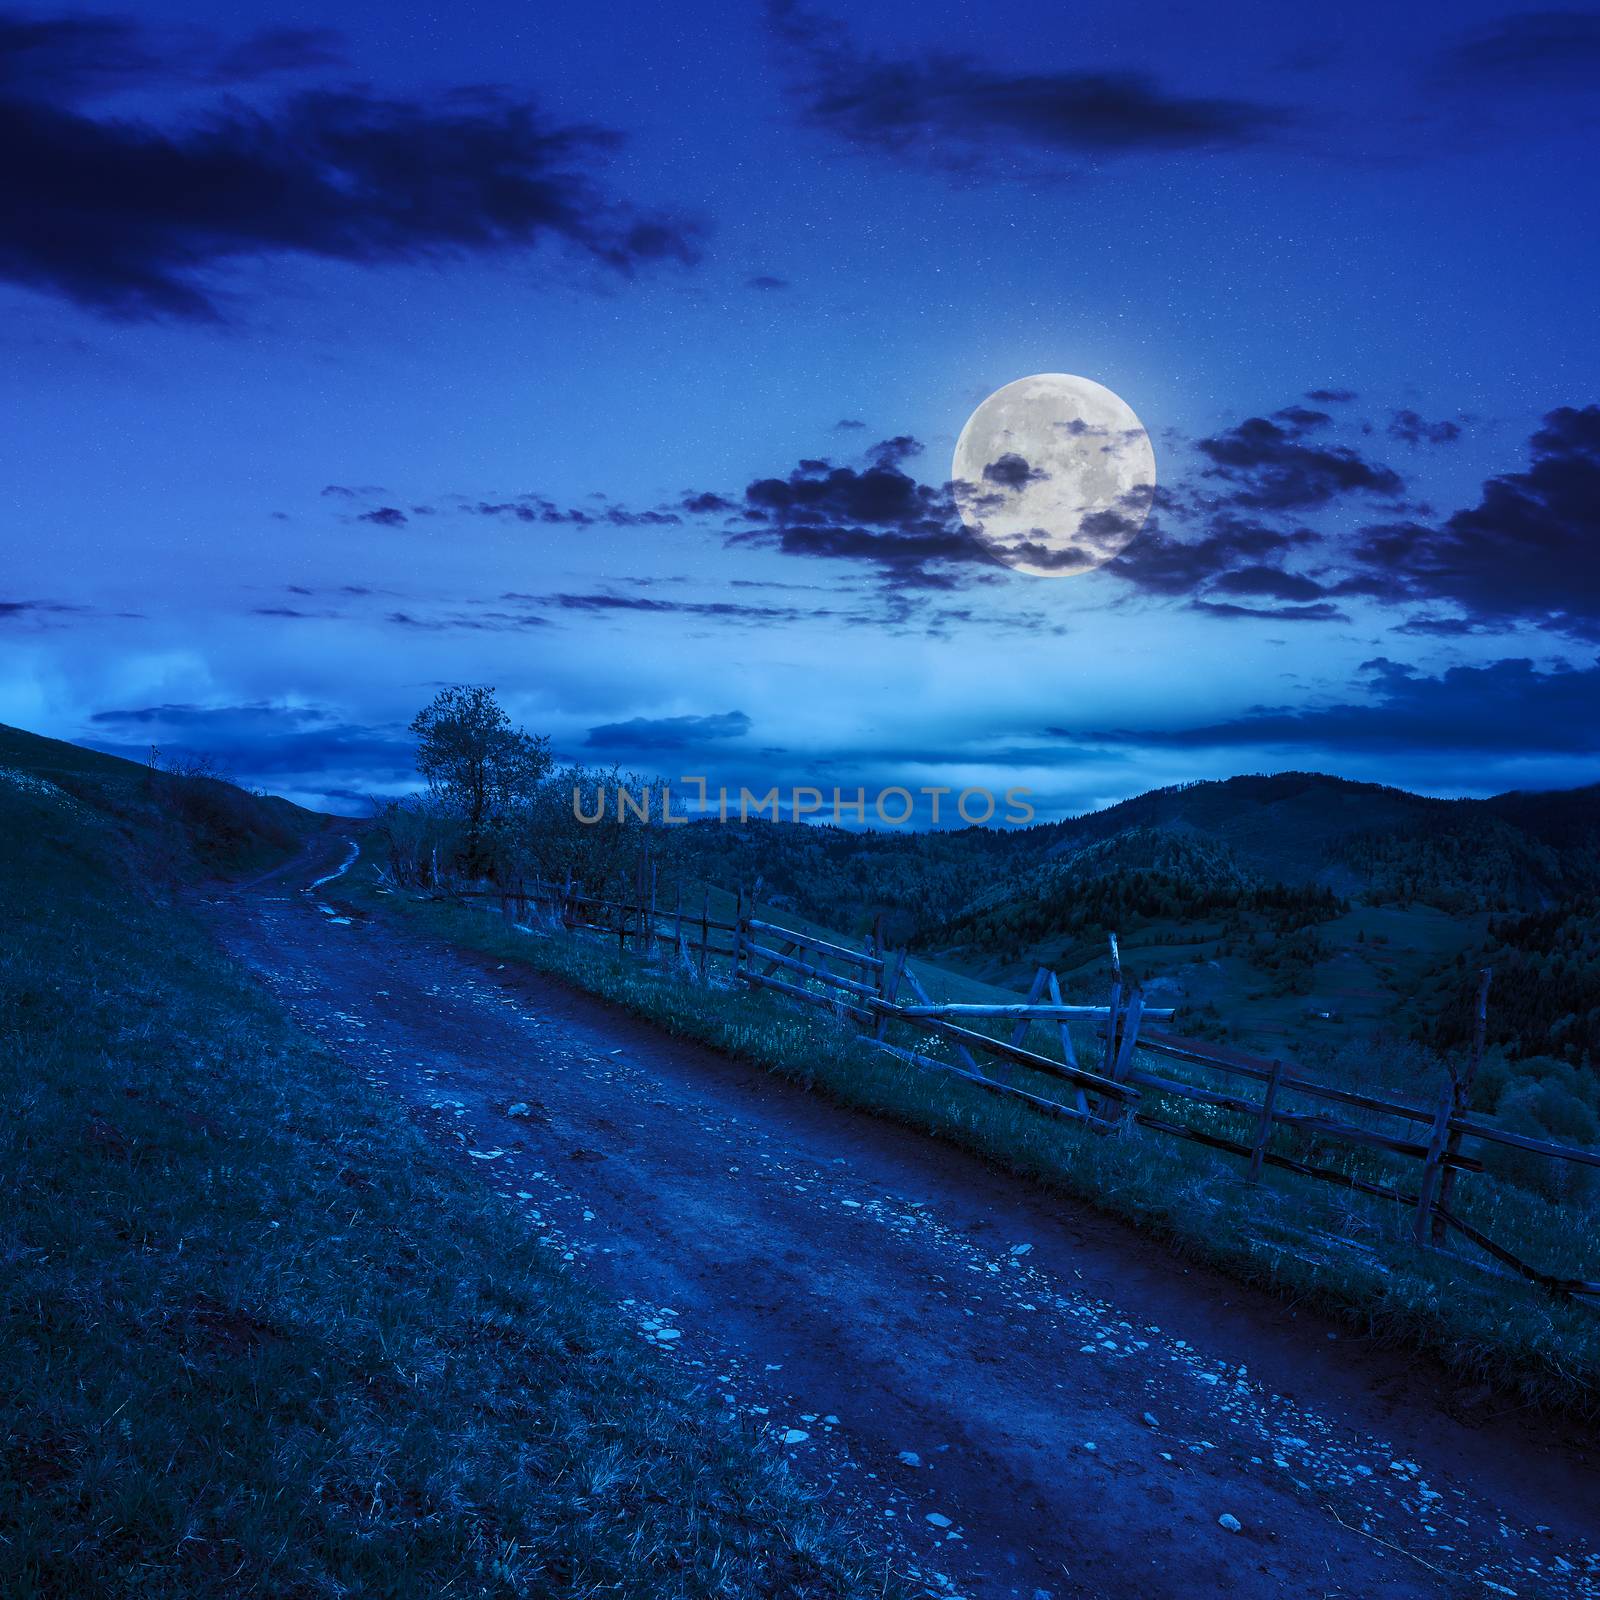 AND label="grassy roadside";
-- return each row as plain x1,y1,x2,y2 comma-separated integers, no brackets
343,853,1600,1427
0,774,899,1597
